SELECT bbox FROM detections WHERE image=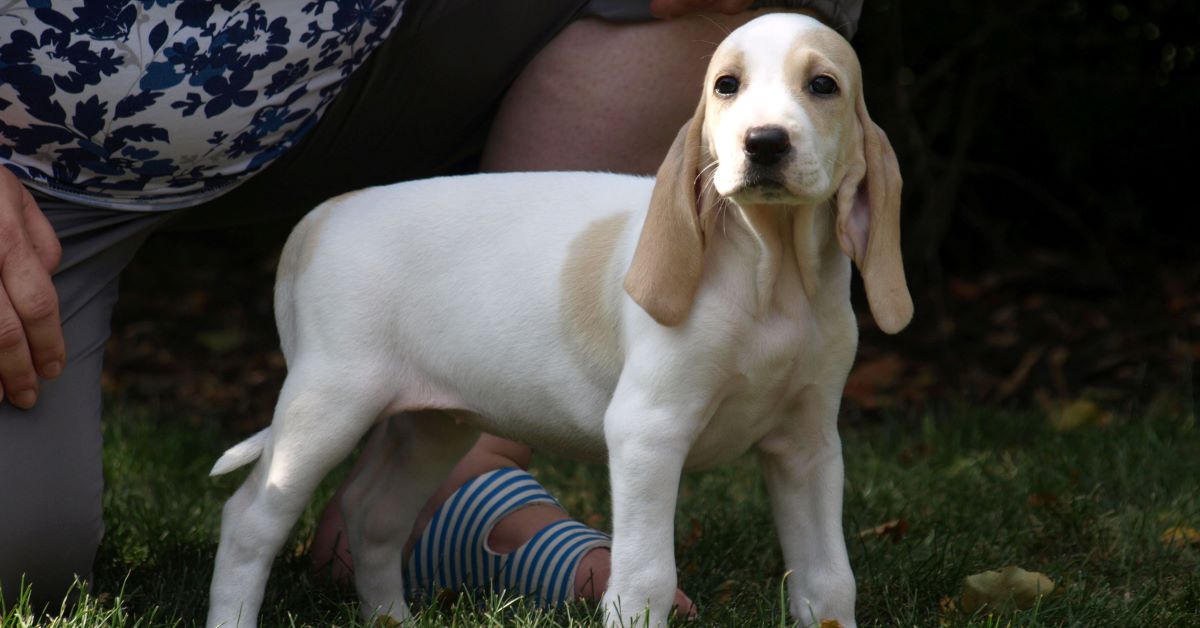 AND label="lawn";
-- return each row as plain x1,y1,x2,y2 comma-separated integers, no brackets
3,400,1197,627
